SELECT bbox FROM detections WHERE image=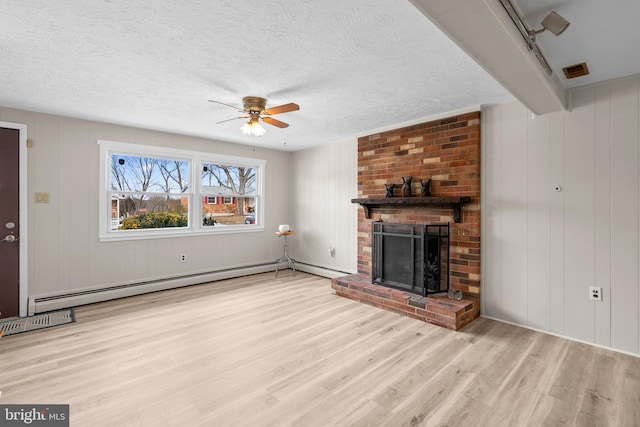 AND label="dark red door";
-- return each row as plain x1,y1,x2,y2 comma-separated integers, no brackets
0,127,20,318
